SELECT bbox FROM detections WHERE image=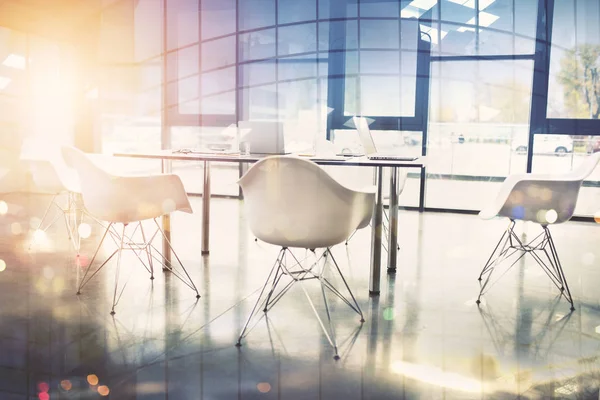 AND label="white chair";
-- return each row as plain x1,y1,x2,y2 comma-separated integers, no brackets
0,147,31,194
477,152,600,310
345,168,408,252
235,156,375,359
21,142,83,252
61,146,200,314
